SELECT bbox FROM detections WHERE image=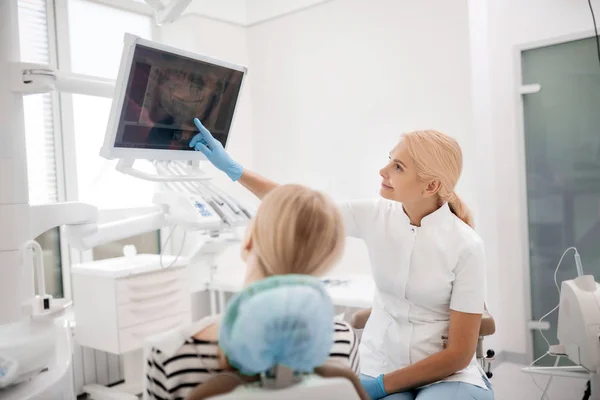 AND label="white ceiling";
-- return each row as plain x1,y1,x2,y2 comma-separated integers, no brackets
182,0,331,27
